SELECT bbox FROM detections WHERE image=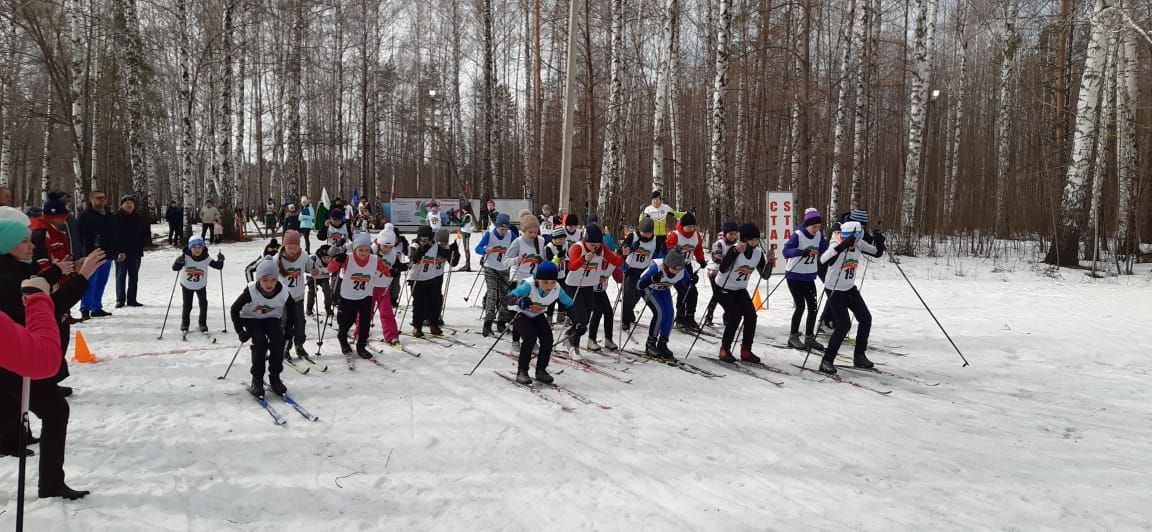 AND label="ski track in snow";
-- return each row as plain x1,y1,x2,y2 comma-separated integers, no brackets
2,227,1150,530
